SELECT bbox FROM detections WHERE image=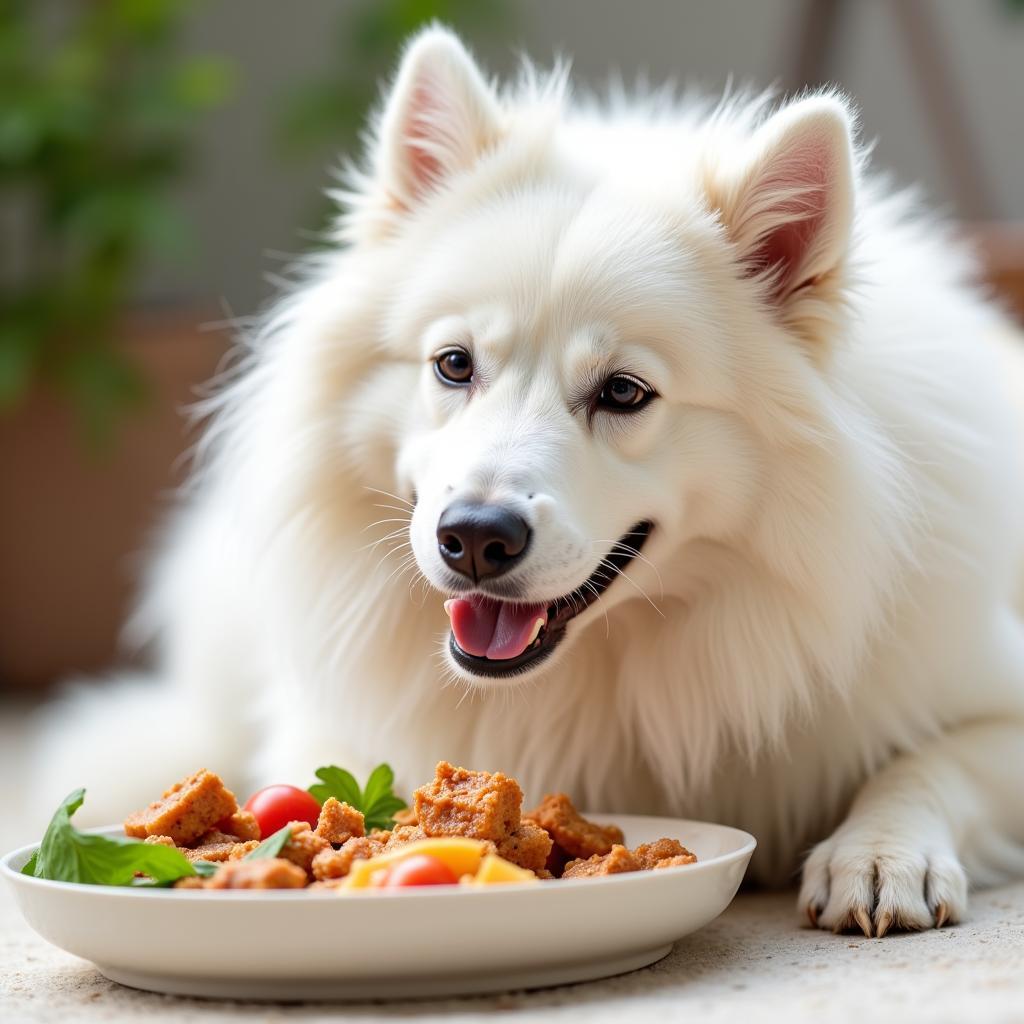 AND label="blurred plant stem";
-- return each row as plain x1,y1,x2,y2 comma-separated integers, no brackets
276,0,509,236
0,0,234,448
